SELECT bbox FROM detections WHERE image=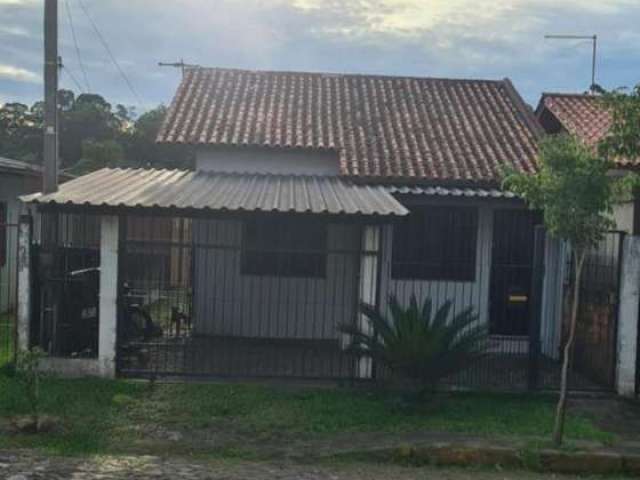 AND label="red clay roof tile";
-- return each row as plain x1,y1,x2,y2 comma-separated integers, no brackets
157,67,542,183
